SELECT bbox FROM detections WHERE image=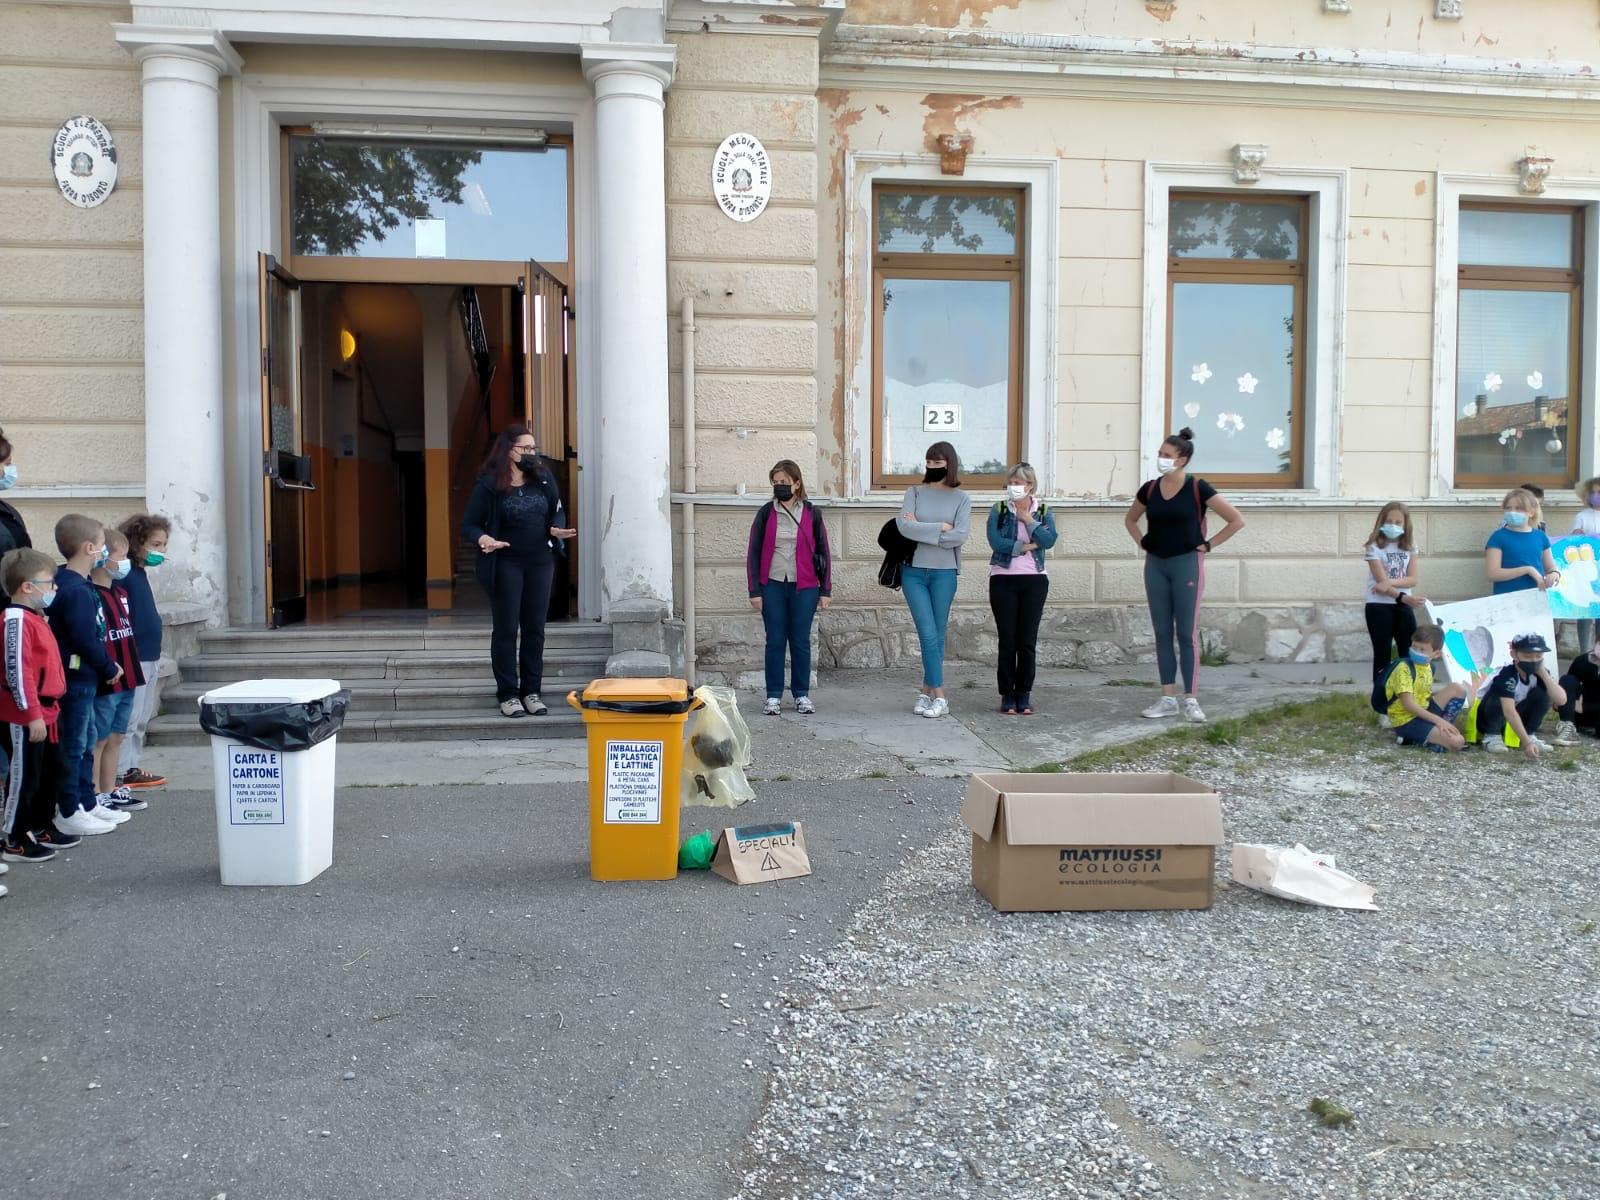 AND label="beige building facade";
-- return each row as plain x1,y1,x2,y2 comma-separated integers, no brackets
4,1,1600,679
